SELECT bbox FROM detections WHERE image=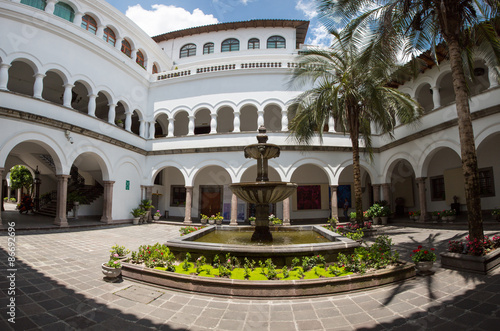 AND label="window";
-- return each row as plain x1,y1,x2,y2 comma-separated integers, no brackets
20,0,46,10
221,38,239,52
171,186,186,207
430,176,445,201
81,15,97,35
180,44,196,58
248,38,260,49
103,27,116,46
121,39,132,57
136,50,145,68
152,64,159,74
54,2,74,22
267,35,286,49
479,167,495,197
203,42,214,54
